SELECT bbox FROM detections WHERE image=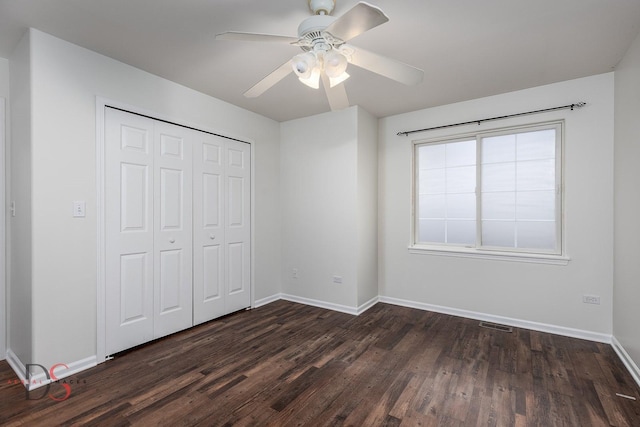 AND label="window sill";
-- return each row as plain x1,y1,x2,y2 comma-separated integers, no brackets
408,245,570,265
